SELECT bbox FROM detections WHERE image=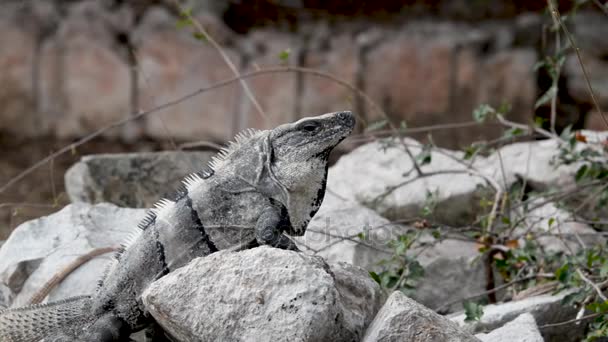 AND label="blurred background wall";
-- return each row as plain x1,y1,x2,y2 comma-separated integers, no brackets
0,0,607,235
